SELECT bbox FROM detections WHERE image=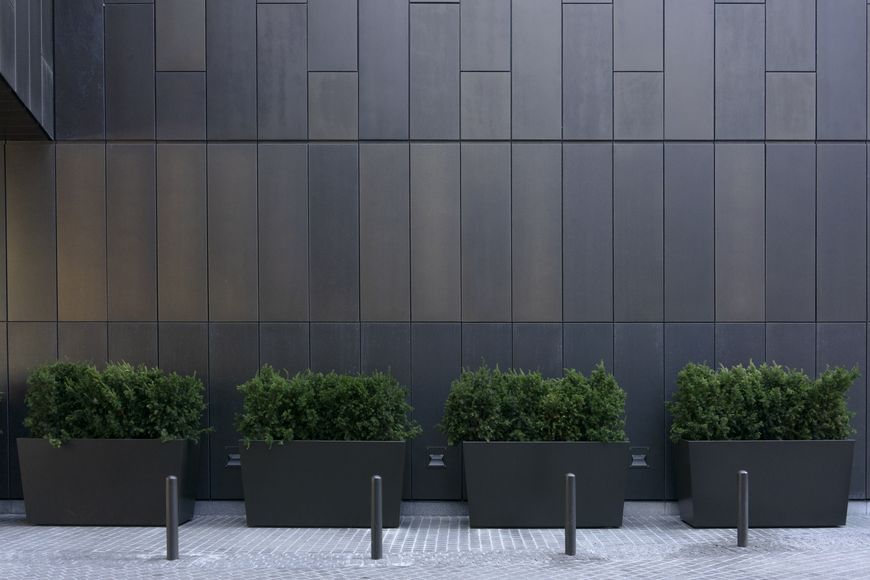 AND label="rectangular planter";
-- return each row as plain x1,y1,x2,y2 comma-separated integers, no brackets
677,440,854,528
17,438,197,526
240,440,405,527
463,441,629,528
